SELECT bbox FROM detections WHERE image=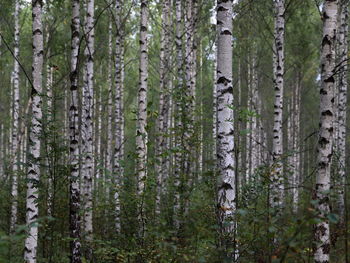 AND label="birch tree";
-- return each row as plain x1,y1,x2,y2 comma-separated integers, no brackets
216,0,236,258
271,0,285,209
156,0,171,217
136,0,149,235
10,0,20,233
114,0,124,233
173,0,183,230
336,1,347,223
81,0,95,257
69,0,82,261
24,0,43,262
313,1,338,262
